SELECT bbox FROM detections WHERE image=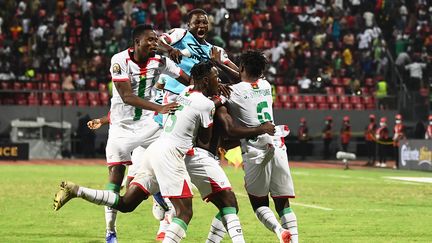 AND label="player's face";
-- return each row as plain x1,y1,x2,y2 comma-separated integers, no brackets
207,67,220,96
188,14,209,40
136,30,159,57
